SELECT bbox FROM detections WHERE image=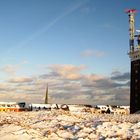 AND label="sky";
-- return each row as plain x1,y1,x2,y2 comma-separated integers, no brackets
0,0,139,105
